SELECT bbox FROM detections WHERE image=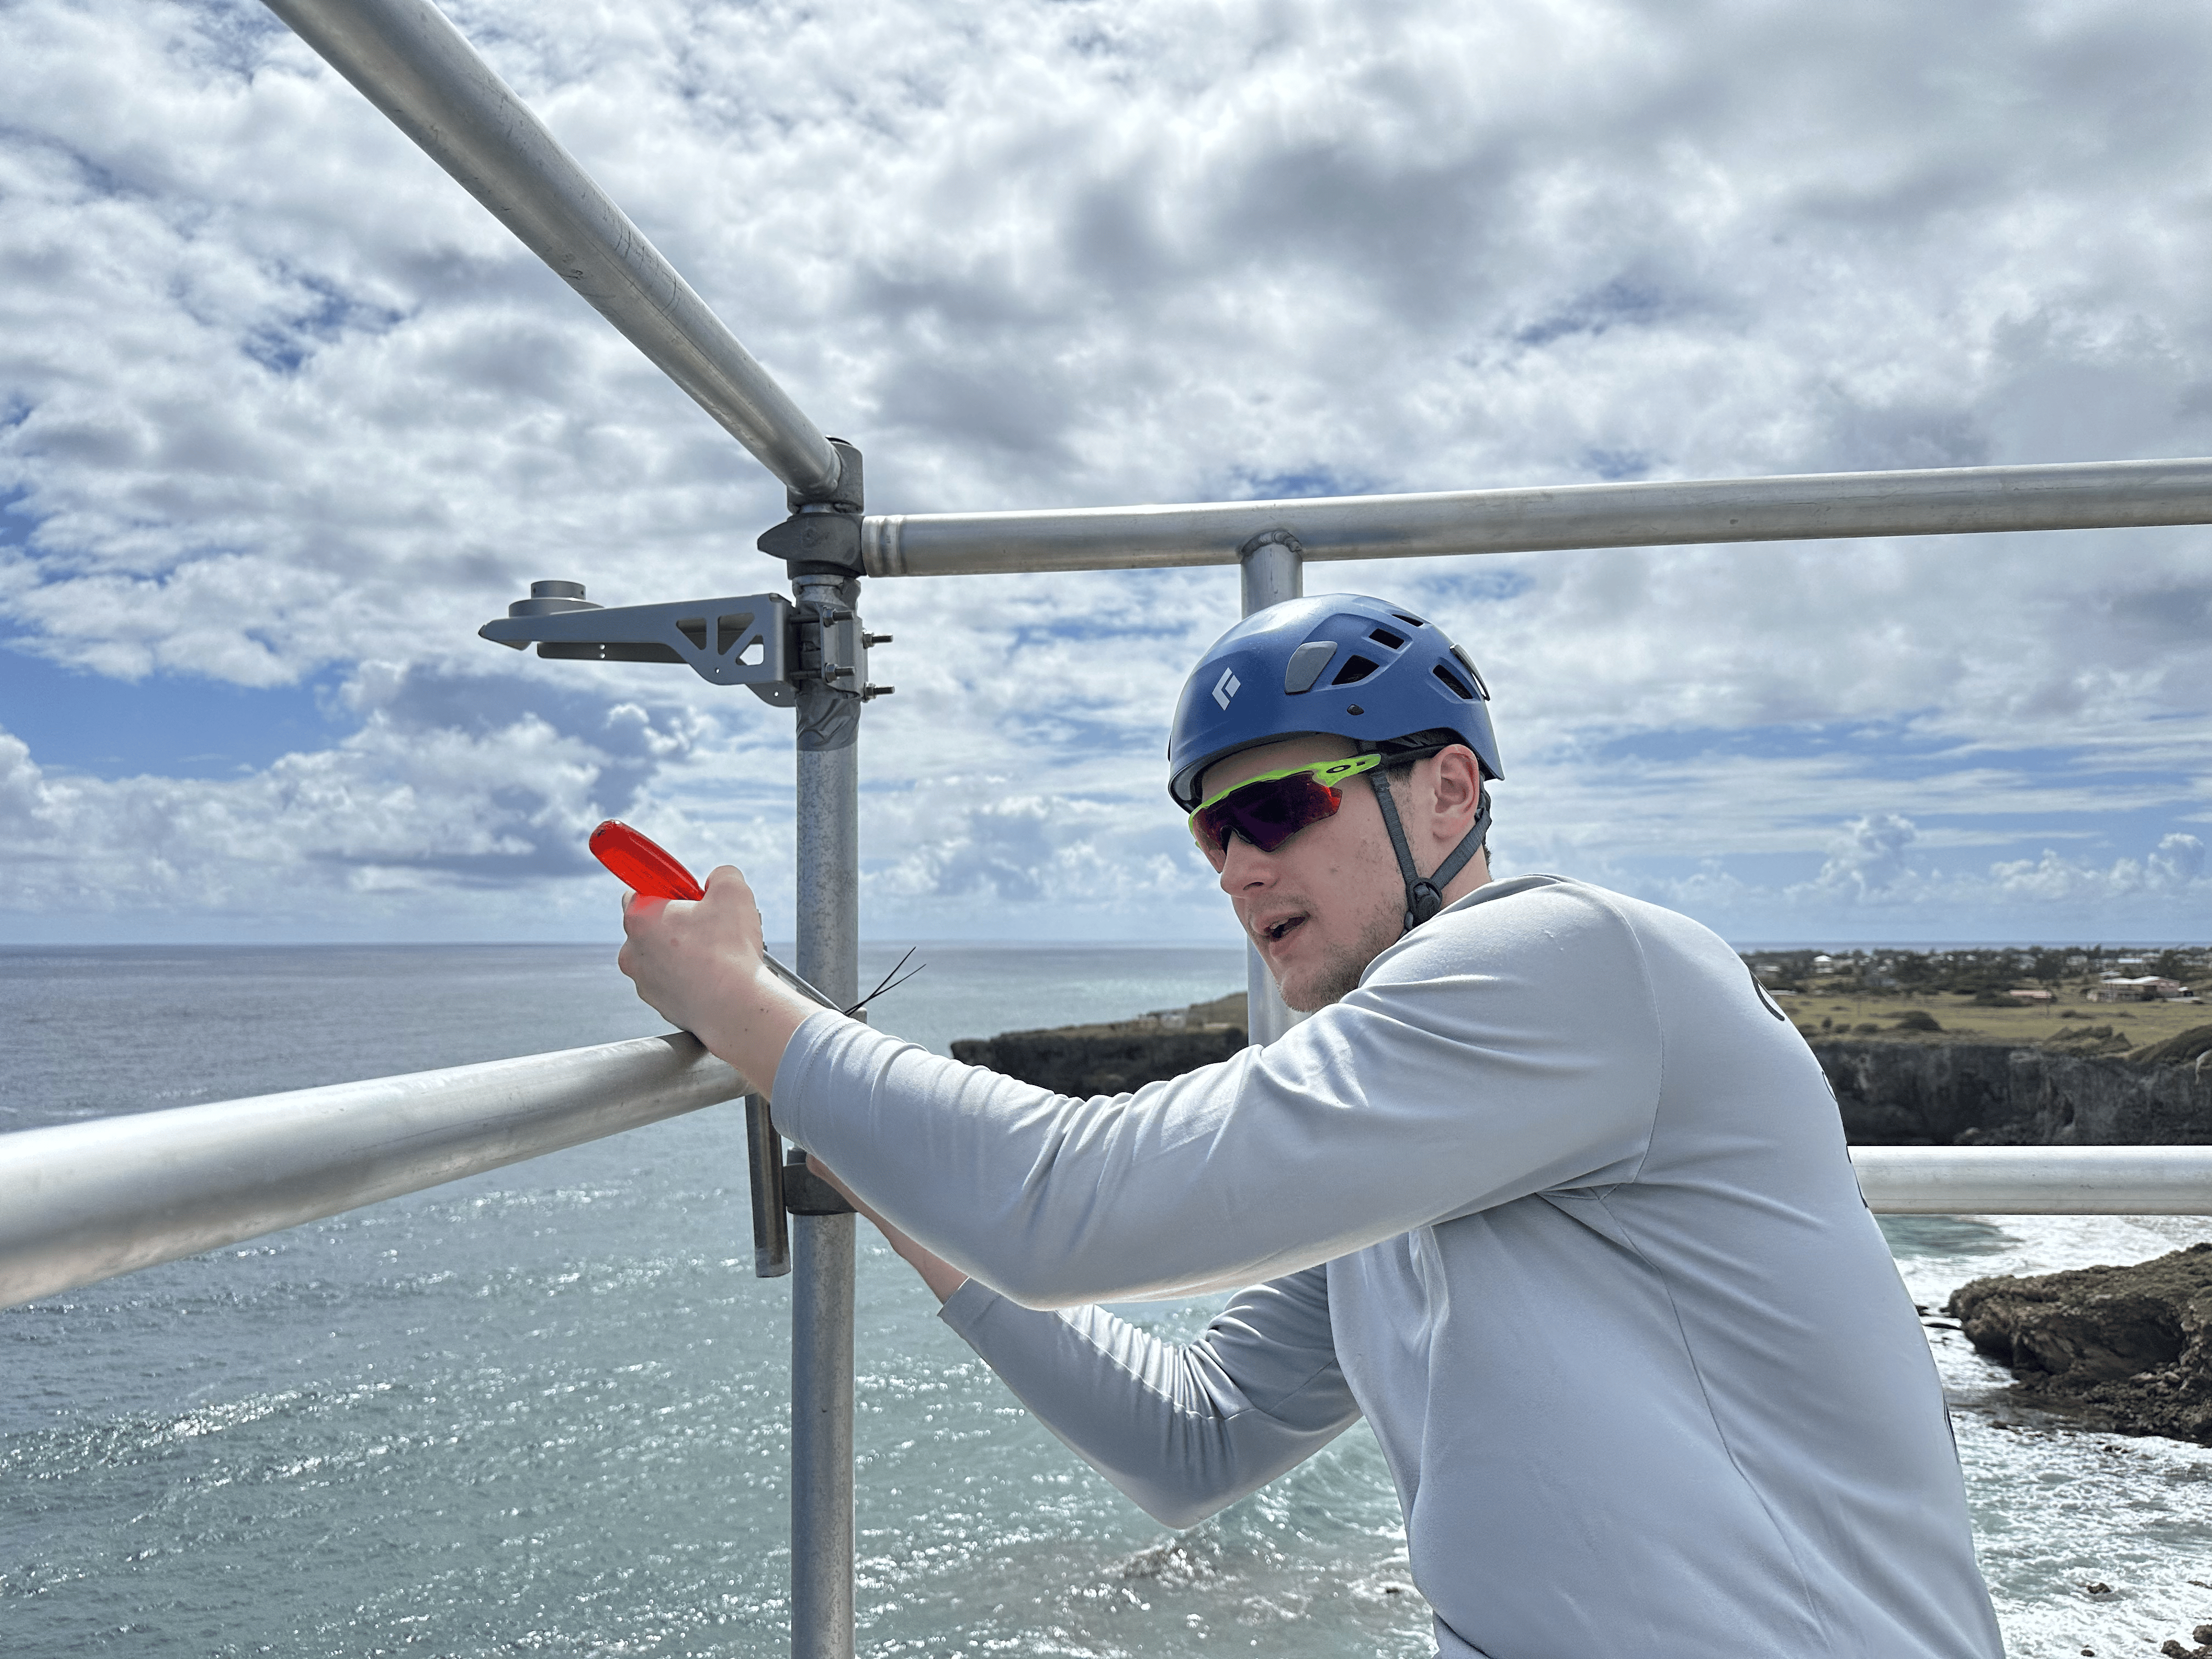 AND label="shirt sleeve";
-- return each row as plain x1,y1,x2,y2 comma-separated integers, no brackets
939,1265,1361,1530
772,883,1663,1308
